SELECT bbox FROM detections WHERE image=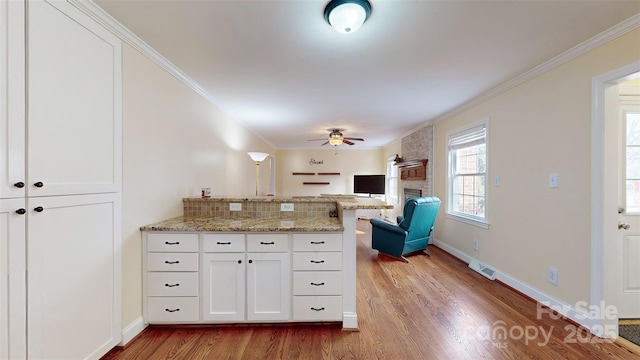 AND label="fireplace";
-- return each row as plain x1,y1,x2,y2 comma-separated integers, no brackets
404,188,422,201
